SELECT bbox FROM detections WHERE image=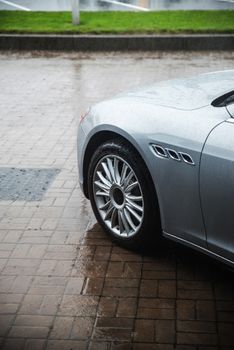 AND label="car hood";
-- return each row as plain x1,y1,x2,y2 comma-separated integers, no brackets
116,70,234,111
